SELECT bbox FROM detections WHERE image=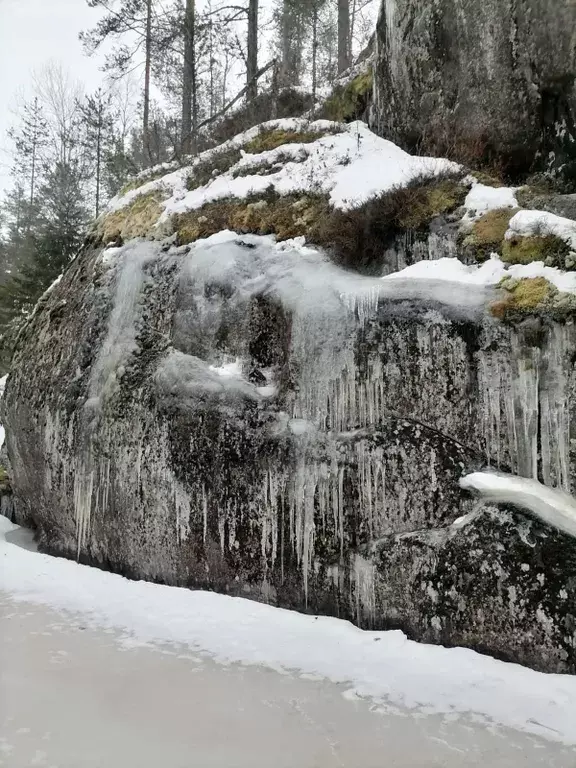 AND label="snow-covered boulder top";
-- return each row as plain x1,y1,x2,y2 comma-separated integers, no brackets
94,118,576,325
